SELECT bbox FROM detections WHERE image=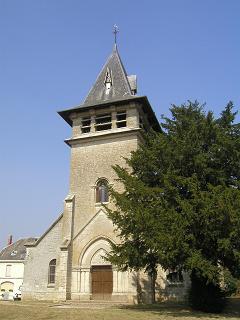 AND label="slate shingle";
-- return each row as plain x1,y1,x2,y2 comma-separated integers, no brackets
0,238,37,261
83,45,134,104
